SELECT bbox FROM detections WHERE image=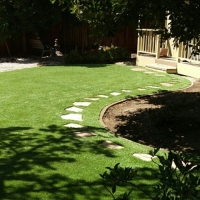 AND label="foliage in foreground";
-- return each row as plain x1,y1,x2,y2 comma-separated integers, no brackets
100,149,200,200
0,0,62,41
65,45,131,64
